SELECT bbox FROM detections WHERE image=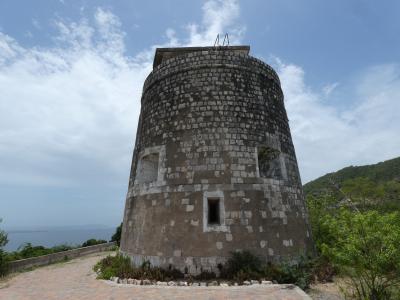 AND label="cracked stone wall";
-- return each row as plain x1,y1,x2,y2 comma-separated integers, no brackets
120,46,314,275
